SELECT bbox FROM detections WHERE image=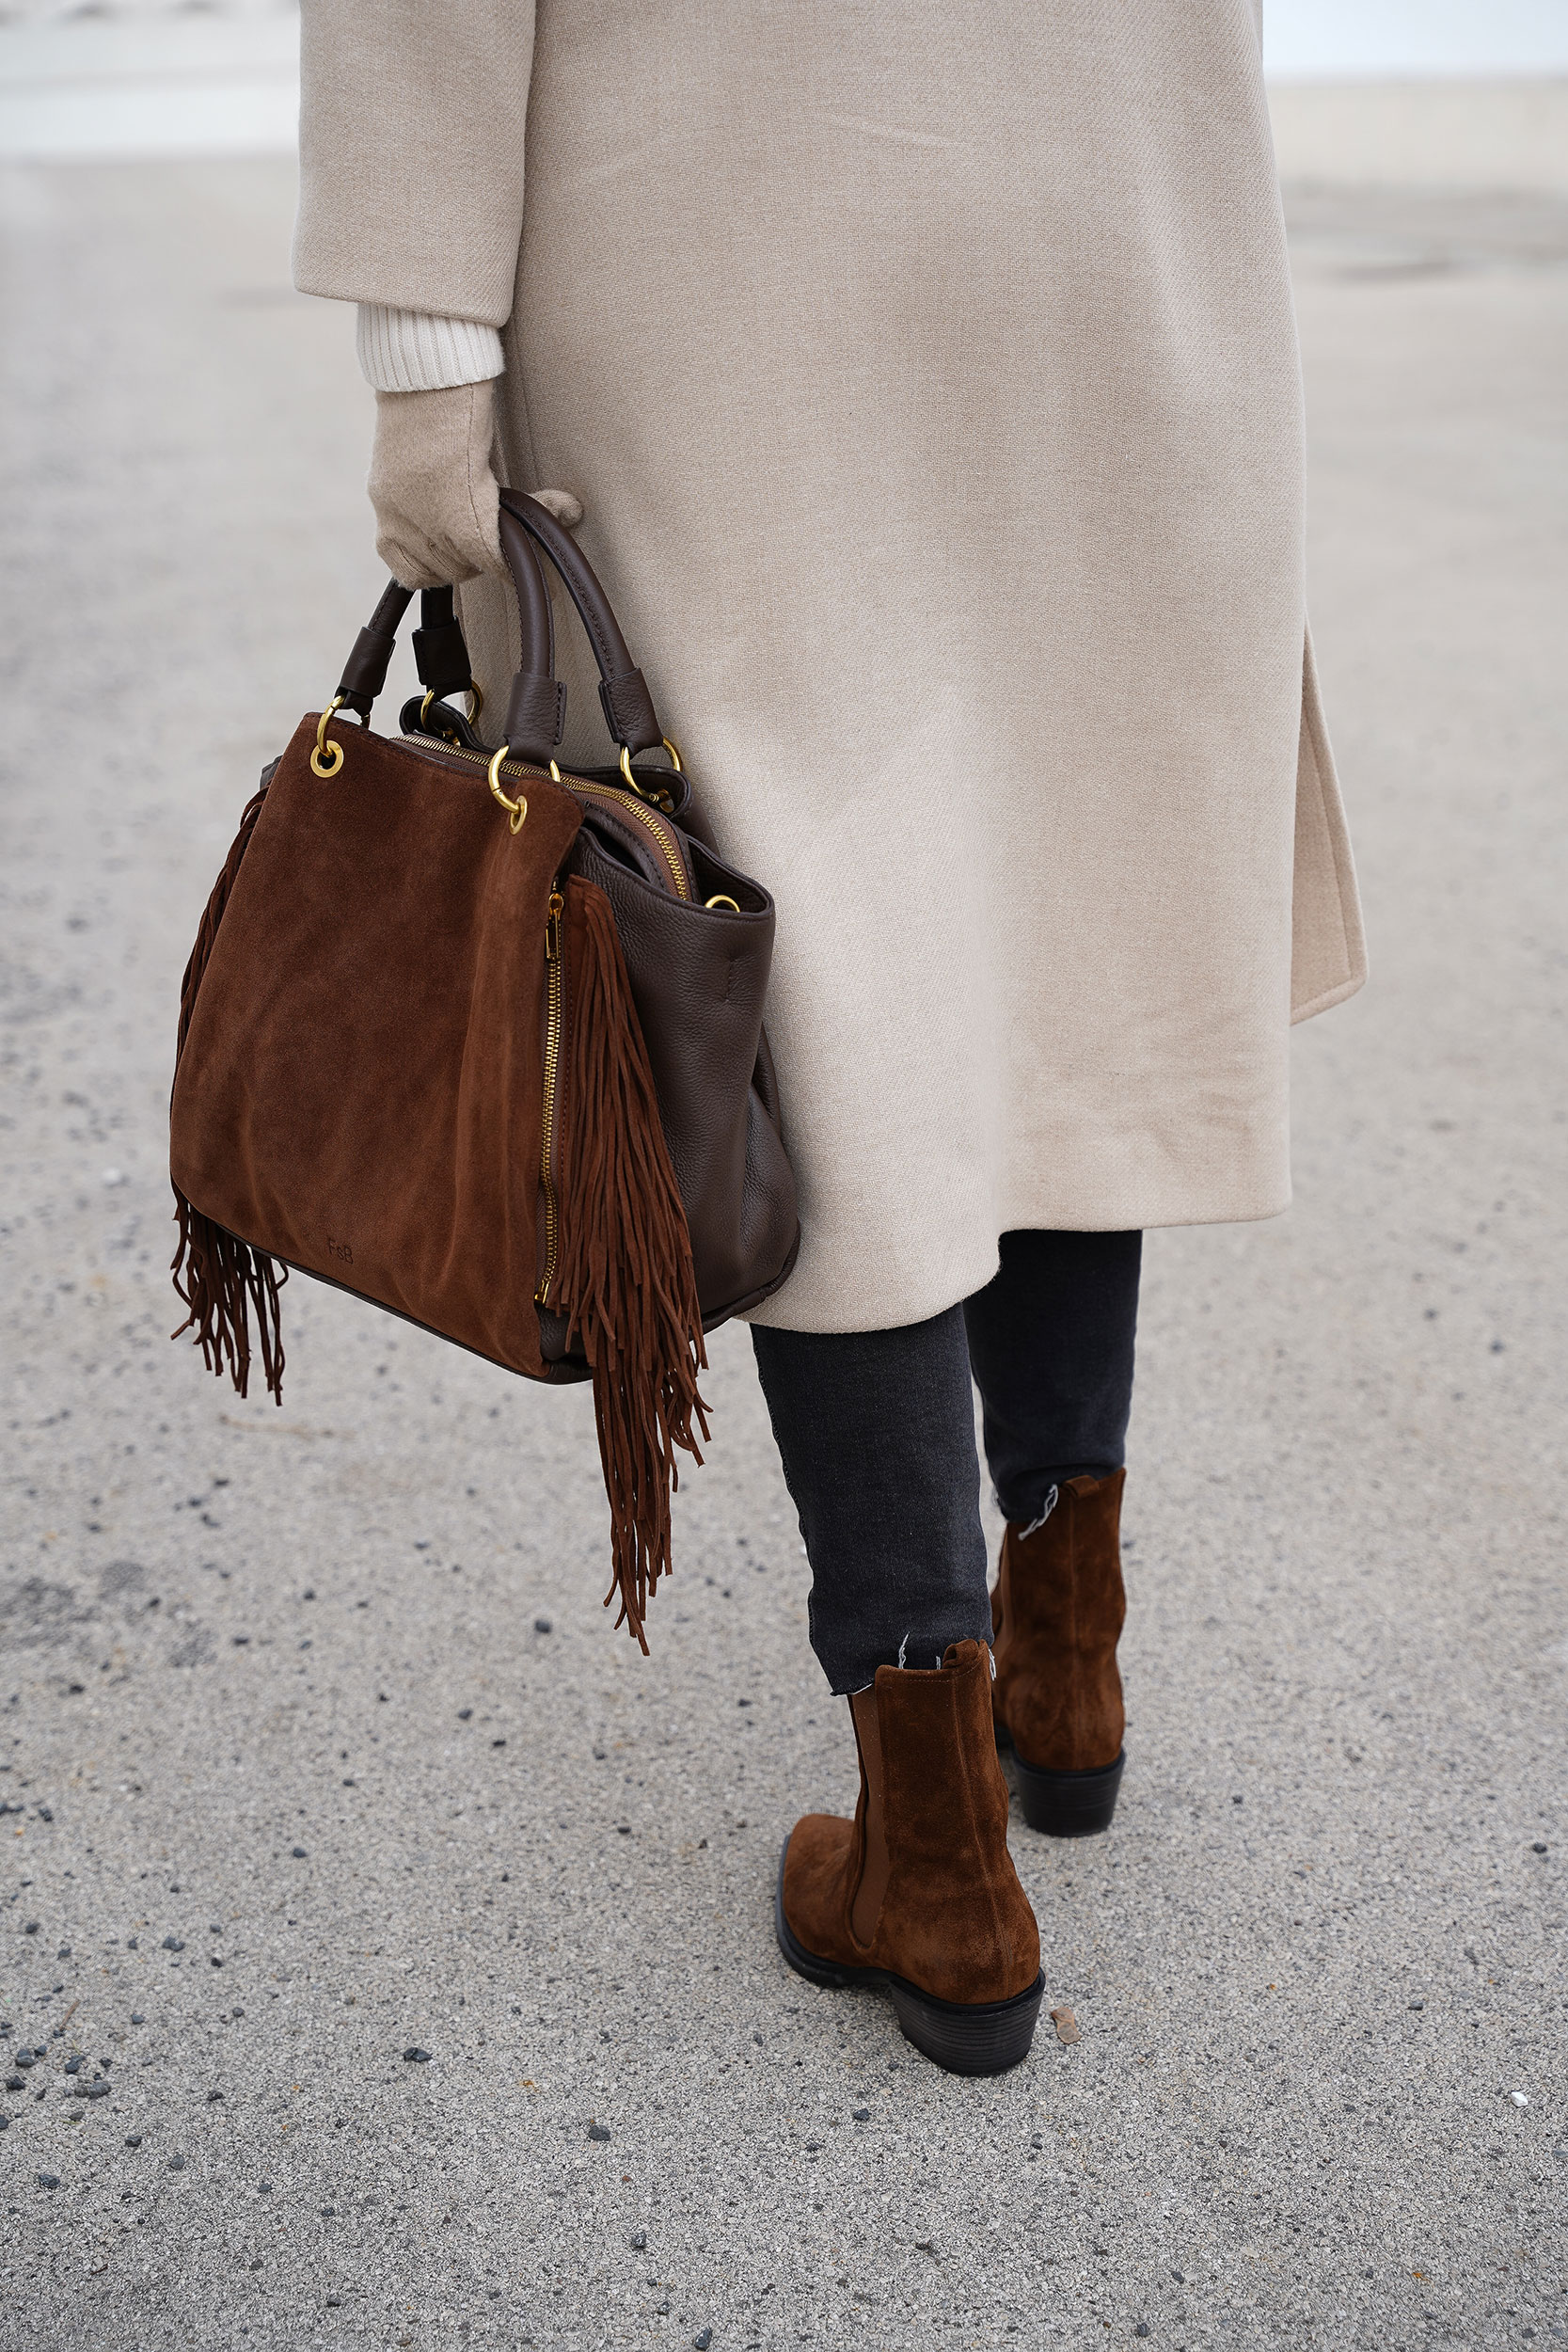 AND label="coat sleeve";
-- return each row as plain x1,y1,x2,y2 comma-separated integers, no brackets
292,0,536,328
